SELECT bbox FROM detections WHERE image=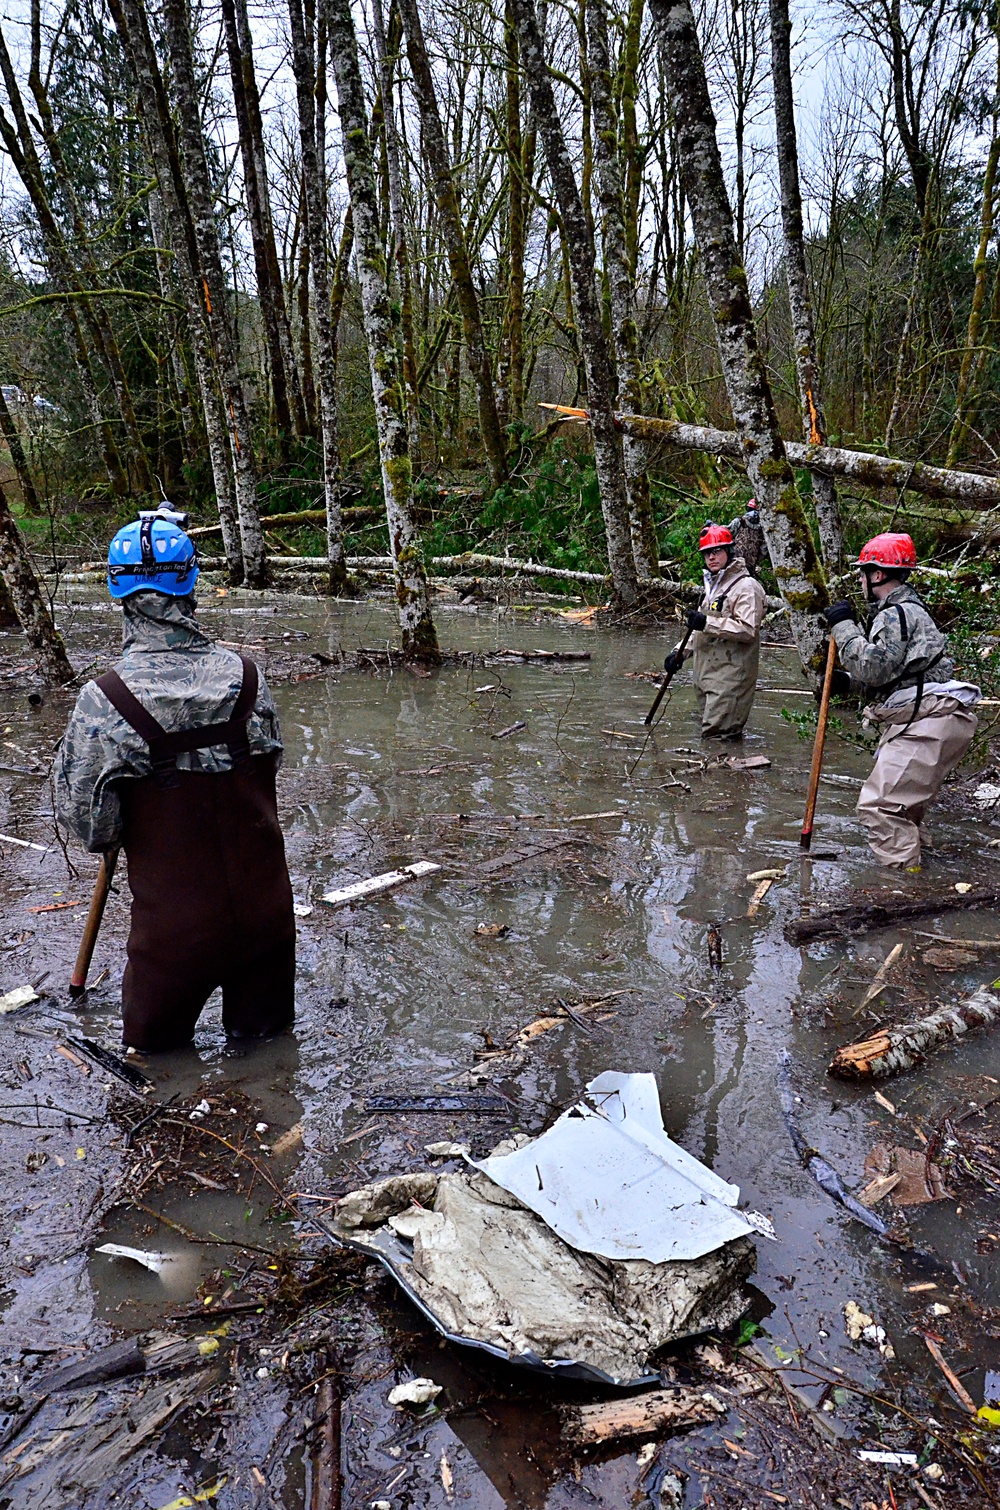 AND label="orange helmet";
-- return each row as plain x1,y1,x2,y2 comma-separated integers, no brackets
699,523,734,552
857,533,917,570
